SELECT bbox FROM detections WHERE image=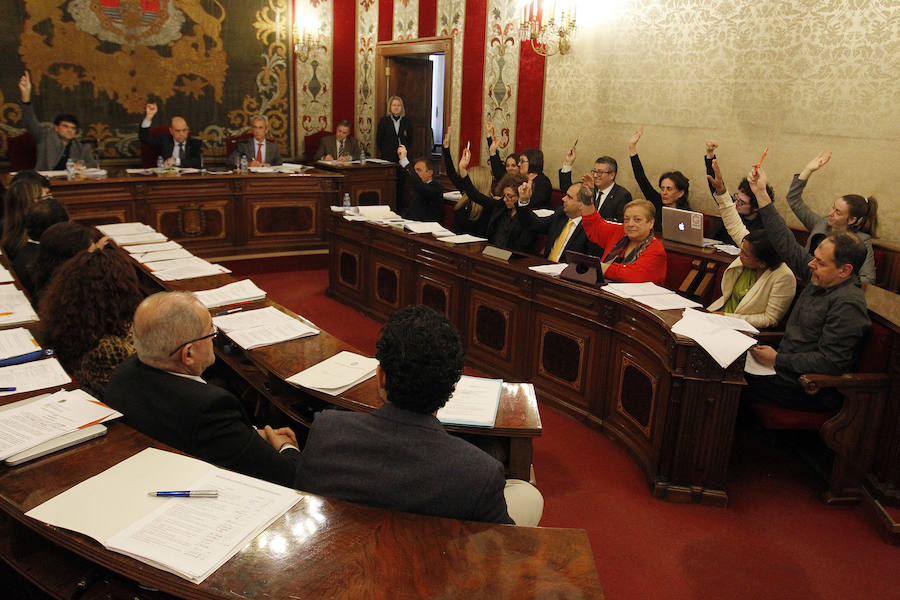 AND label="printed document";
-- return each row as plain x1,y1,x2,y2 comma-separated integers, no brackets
0,327,40,361
440,234,488,244
287,351,378,396
26,448,301,584
0,357,71,396
212,306,319,349
437,376,502,427
671,308,757,368
193,279,267,308
0,286,39,326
